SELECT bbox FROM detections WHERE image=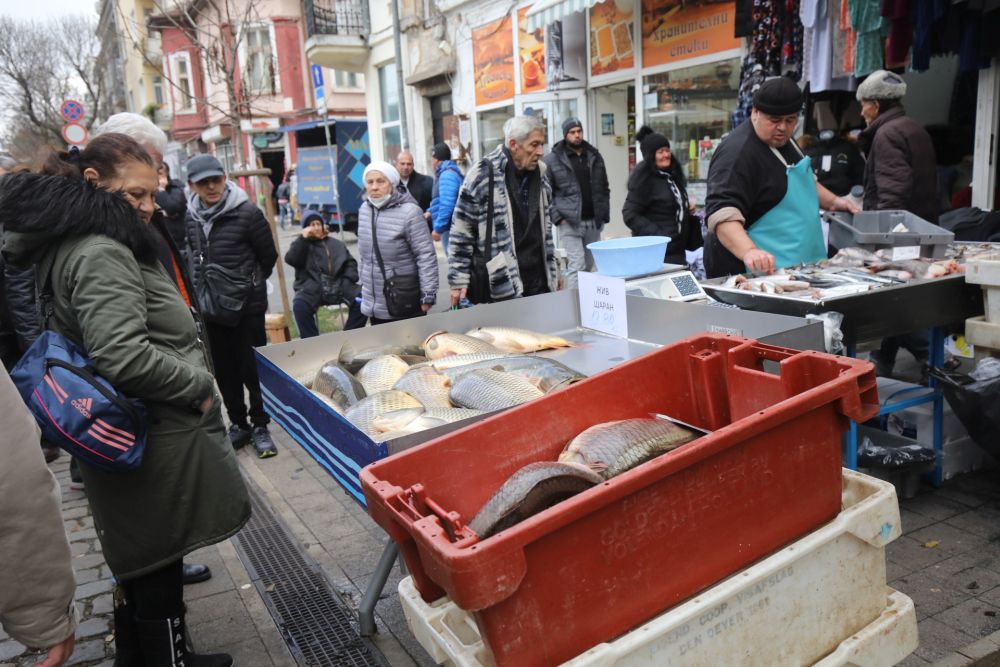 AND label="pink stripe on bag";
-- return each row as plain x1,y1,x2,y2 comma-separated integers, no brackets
87,427,129,452
43,374,66,404
32,389,115,462
46,372,69,400
94,418,135,442
91,422,134,448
